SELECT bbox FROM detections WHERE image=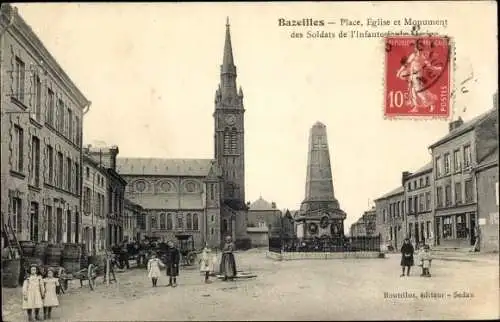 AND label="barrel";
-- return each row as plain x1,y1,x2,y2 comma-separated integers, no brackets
62,243,81,260
46,244,63,266
19,241,36,257
2,259,21,288
61,259,81,274
34,242,49,264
